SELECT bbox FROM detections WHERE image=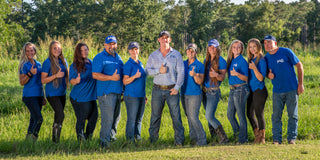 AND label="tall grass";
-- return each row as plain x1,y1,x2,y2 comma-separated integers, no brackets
0,37,320,157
